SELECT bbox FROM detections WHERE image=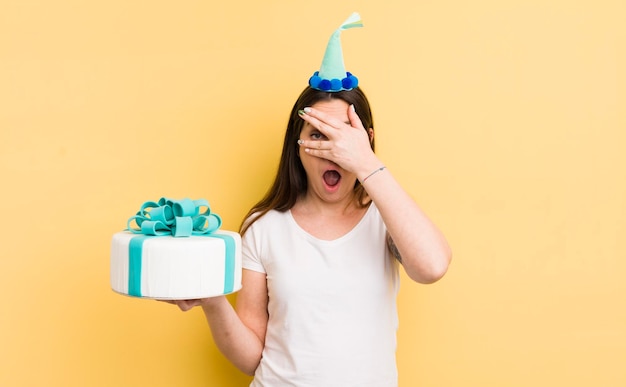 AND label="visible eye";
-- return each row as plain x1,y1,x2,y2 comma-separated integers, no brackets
311,131,328,141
